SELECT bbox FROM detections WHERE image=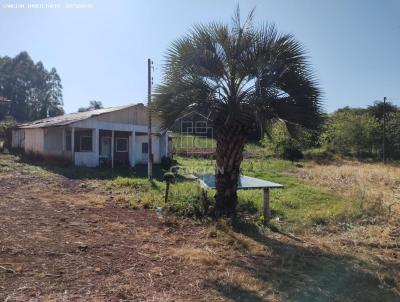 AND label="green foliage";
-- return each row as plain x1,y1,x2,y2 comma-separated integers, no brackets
368,100,398,120
164,182,211,217
160,156,177,170
176,156,363,232
323,110,380,157
163,172,175,182
0,51,63,122
262,121,313,160
78,100,103,112
153,6,322,139
303,147,335,162
0,116,16,150
152,7,323,216
386,112,400,159
112,177,152,192
281,146,303,162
